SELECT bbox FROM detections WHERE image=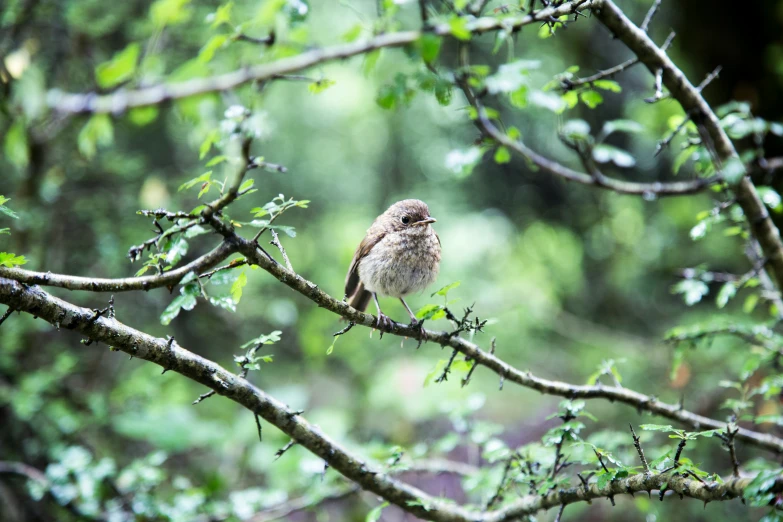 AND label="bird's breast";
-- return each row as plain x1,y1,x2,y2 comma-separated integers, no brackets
358,229,441,298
